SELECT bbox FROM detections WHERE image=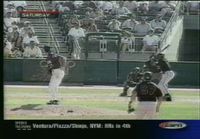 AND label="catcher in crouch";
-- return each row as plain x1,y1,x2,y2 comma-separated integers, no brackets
43,45,66,105
119,67,143,97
